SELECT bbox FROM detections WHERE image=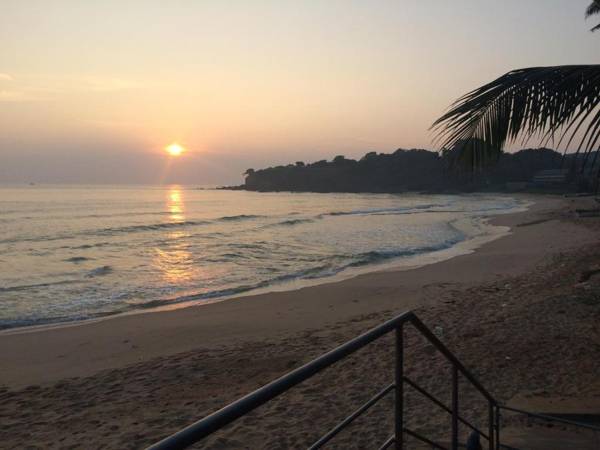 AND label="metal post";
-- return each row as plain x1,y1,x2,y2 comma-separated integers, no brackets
395,324,404,450
495,405,500,450
451,365,458,450
488,402,494,450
